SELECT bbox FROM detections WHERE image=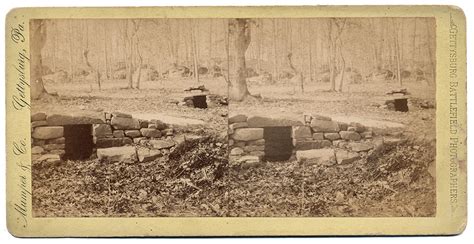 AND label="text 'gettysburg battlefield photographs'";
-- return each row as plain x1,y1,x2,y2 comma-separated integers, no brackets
30,18,436,217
